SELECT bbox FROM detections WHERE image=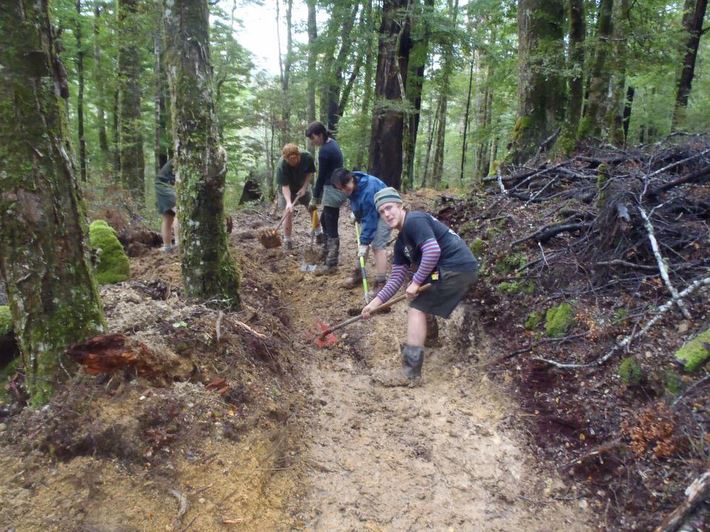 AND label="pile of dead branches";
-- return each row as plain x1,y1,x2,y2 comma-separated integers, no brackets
481,134,710,292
